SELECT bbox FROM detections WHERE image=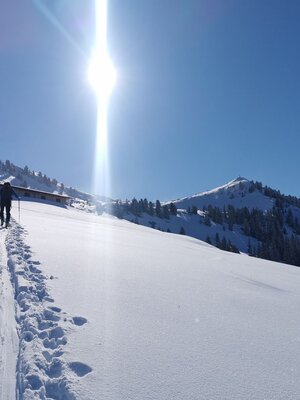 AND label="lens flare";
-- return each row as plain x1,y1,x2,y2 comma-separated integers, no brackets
88,51,116,98
89,0,116,198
